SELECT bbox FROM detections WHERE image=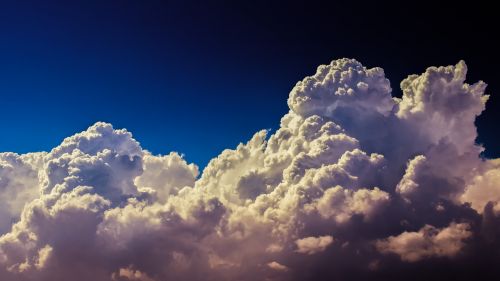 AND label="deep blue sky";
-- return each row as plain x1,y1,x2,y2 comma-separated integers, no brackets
0,0,498,168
